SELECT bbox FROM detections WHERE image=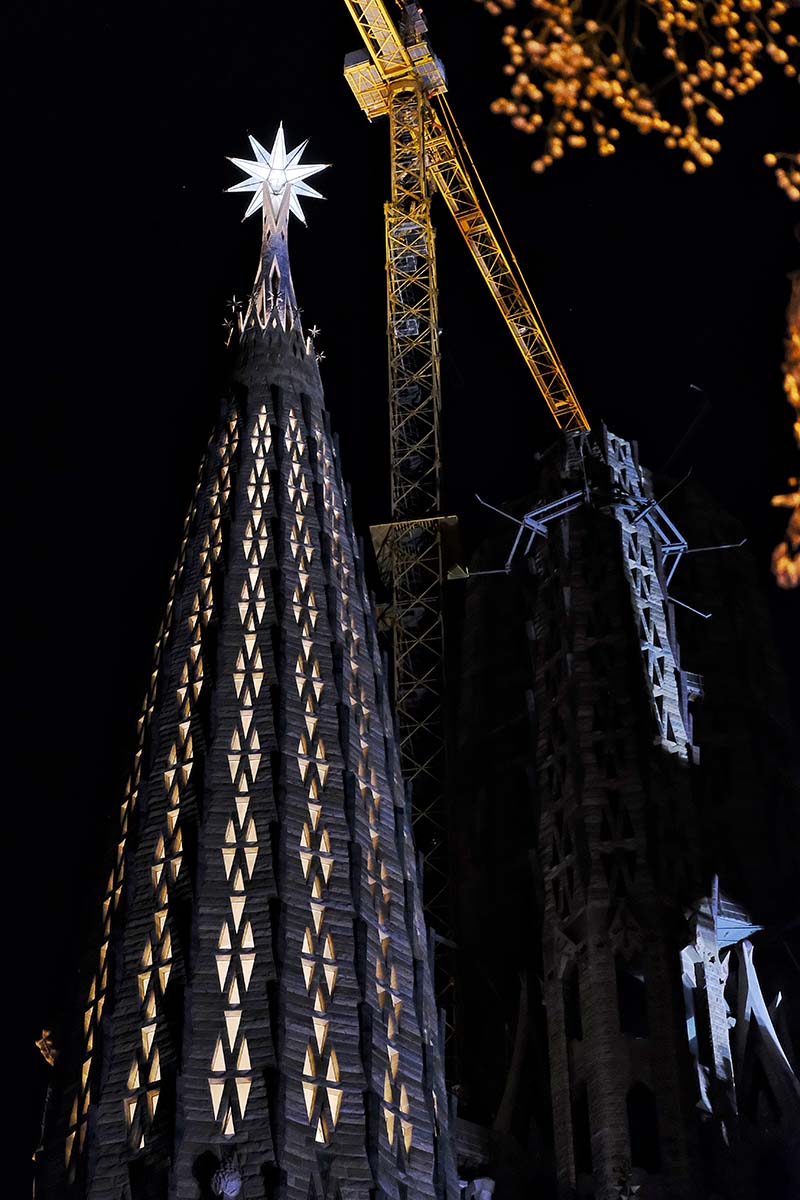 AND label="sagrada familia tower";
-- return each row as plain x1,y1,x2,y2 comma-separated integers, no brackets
34,108,800,1200
36,127,458,1200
